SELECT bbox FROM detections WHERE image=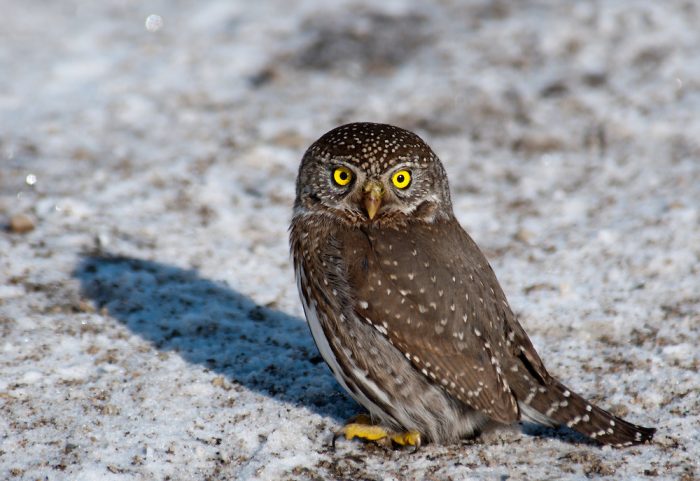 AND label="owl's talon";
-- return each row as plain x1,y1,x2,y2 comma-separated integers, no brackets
390,430,422,452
